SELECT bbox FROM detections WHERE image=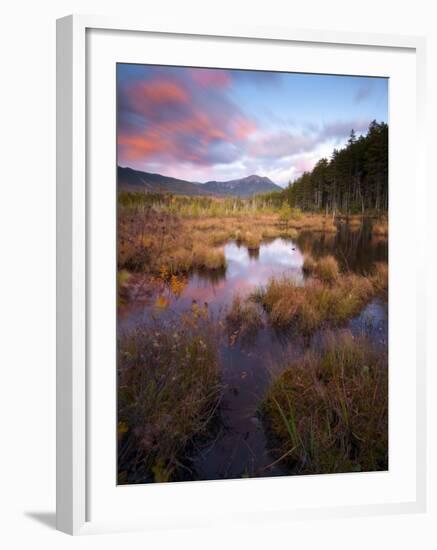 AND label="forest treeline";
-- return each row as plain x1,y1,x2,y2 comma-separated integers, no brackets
260,121,388,215
119,121,388,217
